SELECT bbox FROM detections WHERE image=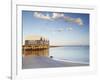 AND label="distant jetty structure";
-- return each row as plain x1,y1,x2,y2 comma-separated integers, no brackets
23,36,49,50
